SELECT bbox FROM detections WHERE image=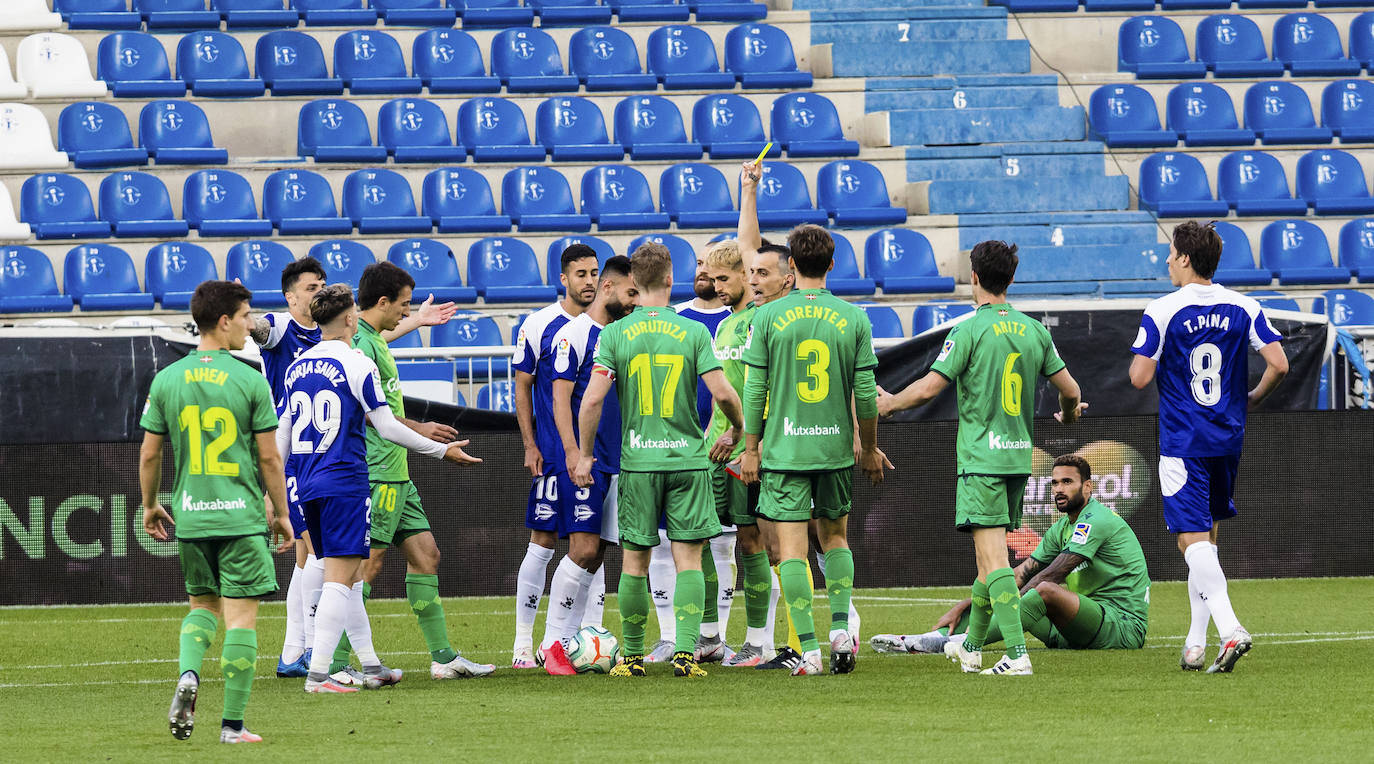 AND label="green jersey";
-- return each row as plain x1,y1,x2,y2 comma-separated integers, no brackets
354,318,409,482
594,305,720,472
139,349,280,539
930,303,1065,476
742,289,878,471
1031,498,1151,626
705,305,753,460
